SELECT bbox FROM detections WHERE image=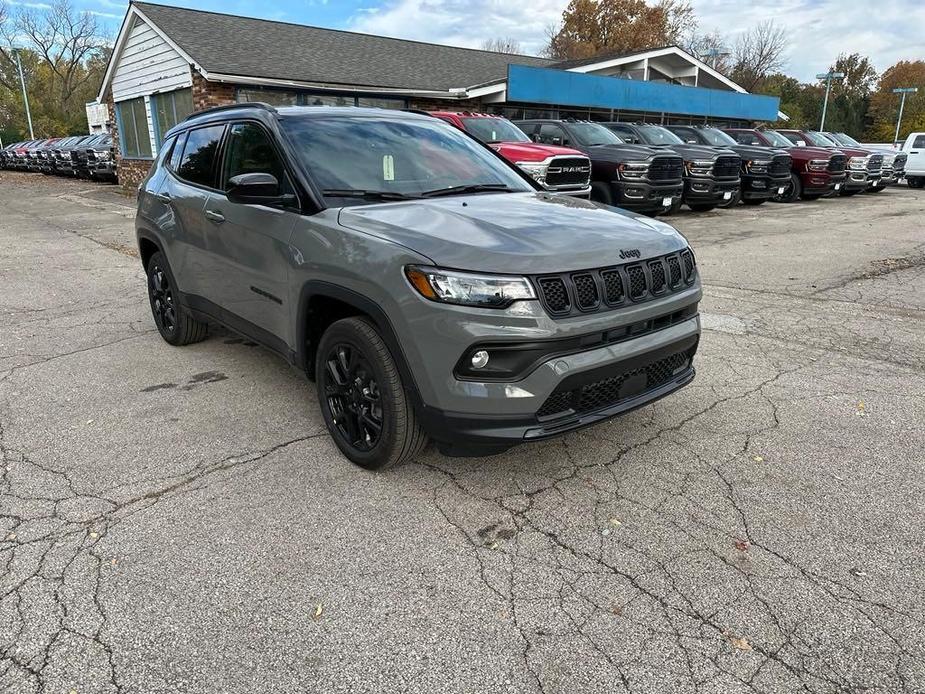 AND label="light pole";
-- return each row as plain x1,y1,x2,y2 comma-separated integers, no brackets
13,48,36,140
816,71,844,131
892,87,918,145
